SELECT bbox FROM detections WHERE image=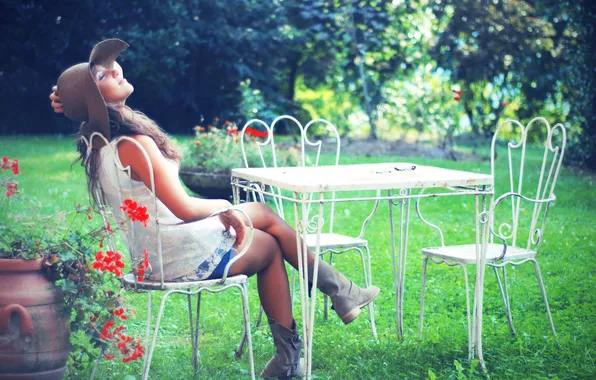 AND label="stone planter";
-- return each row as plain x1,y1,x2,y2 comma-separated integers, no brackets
0,258,70,380
179,168,234,199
